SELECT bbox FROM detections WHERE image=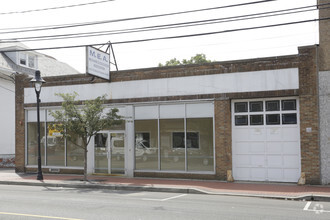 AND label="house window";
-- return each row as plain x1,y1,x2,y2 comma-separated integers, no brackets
19,53,27,66
19,53,36,68
28,55,35,68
